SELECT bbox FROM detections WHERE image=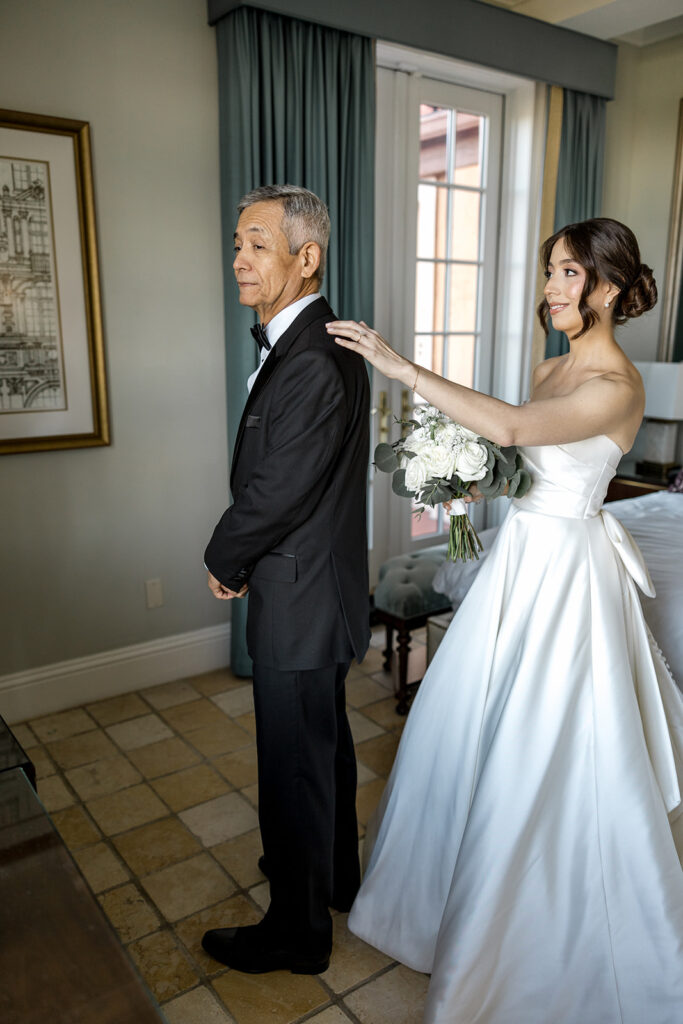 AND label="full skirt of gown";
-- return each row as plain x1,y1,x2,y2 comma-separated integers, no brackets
348,437,683,1024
